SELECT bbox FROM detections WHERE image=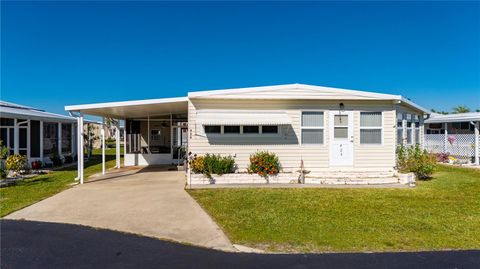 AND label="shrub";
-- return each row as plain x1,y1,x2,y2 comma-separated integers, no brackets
190,155,205,174
6,154,27,174
64,155,73,164
248,151,281,179
435,152,449,163
189,154,235,178
50,152,63,167
203,154,235,177
396,144,436,179
0,140,9,160
0,166,6,179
